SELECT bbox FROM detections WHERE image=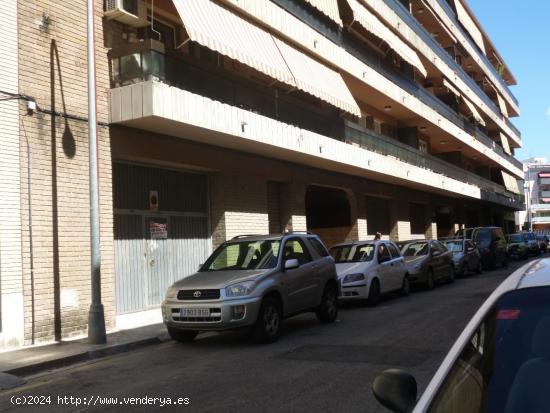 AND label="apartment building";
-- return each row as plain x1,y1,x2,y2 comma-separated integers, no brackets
516,158,550,232
0,0,523,348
